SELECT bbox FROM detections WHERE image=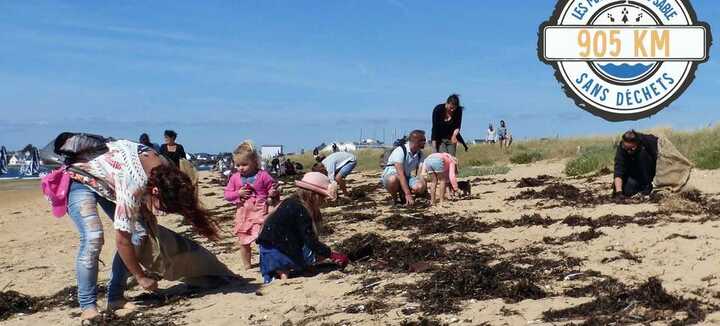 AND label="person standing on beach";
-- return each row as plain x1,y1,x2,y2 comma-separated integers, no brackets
46,136,222,322
312,151,358,197
486,124,496,144
431,94,463,156
381,130,427,206
497,120,510,150
224,141,279,270
159,130,187,167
